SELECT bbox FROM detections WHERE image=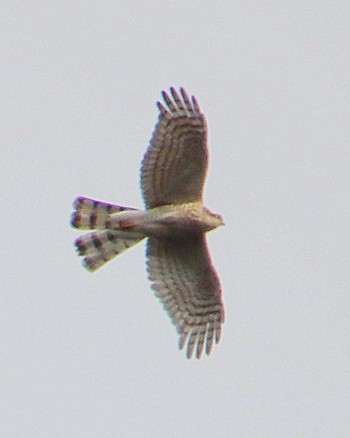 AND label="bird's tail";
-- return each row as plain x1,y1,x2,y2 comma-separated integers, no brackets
71,196,145,271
